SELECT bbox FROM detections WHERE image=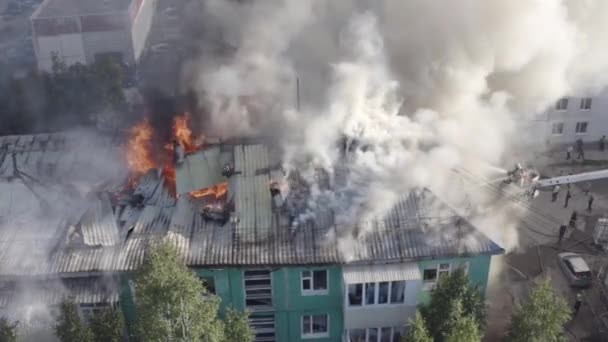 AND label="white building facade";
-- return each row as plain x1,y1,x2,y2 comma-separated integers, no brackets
523,88,608,148
30,0,157,71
